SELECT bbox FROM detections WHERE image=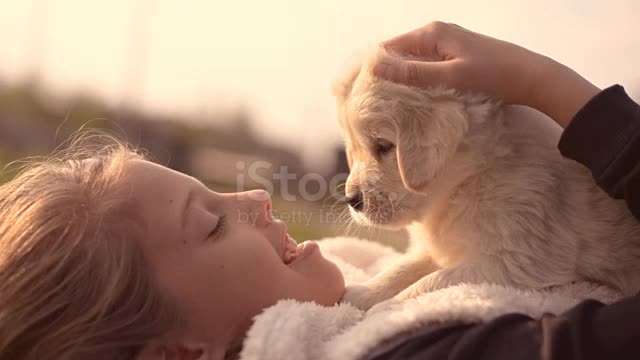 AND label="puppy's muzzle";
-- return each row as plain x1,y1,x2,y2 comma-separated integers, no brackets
346,192,364,212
